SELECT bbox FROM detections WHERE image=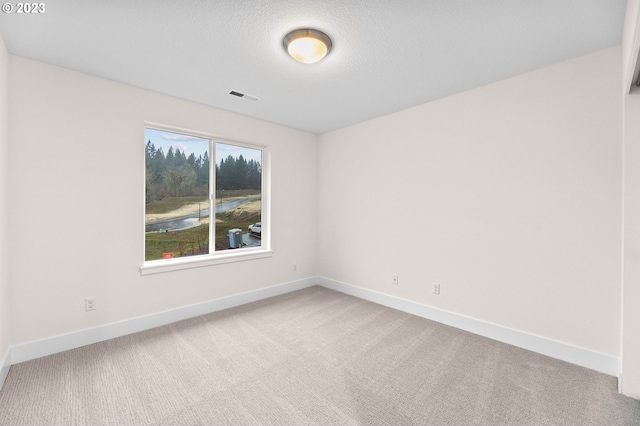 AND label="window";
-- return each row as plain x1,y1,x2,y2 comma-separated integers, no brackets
142,125,270,274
